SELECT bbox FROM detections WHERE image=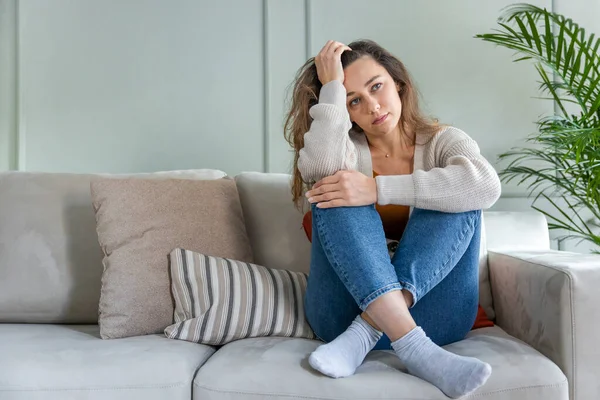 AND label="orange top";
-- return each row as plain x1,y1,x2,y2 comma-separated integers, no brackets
373,170,410,241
